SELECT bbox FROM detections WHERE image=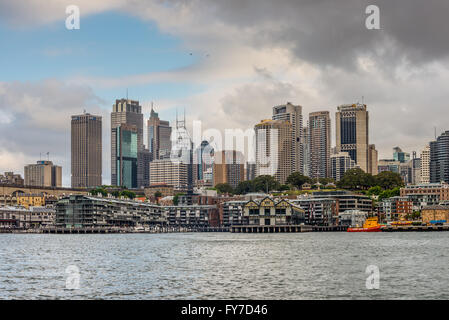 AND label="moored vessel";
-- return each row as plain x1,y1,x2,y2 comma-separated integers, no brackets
347,217,381,232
